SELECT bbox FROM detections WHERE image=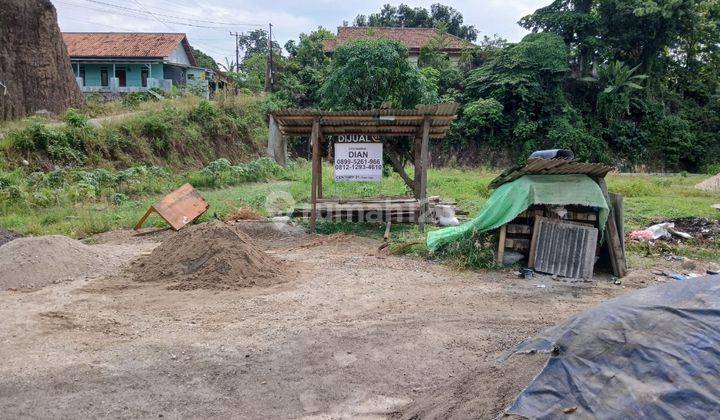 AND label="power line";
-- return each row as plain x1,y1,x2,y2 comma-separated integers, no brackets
77,0,265,27
55,0,254,30
129,0,177,32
